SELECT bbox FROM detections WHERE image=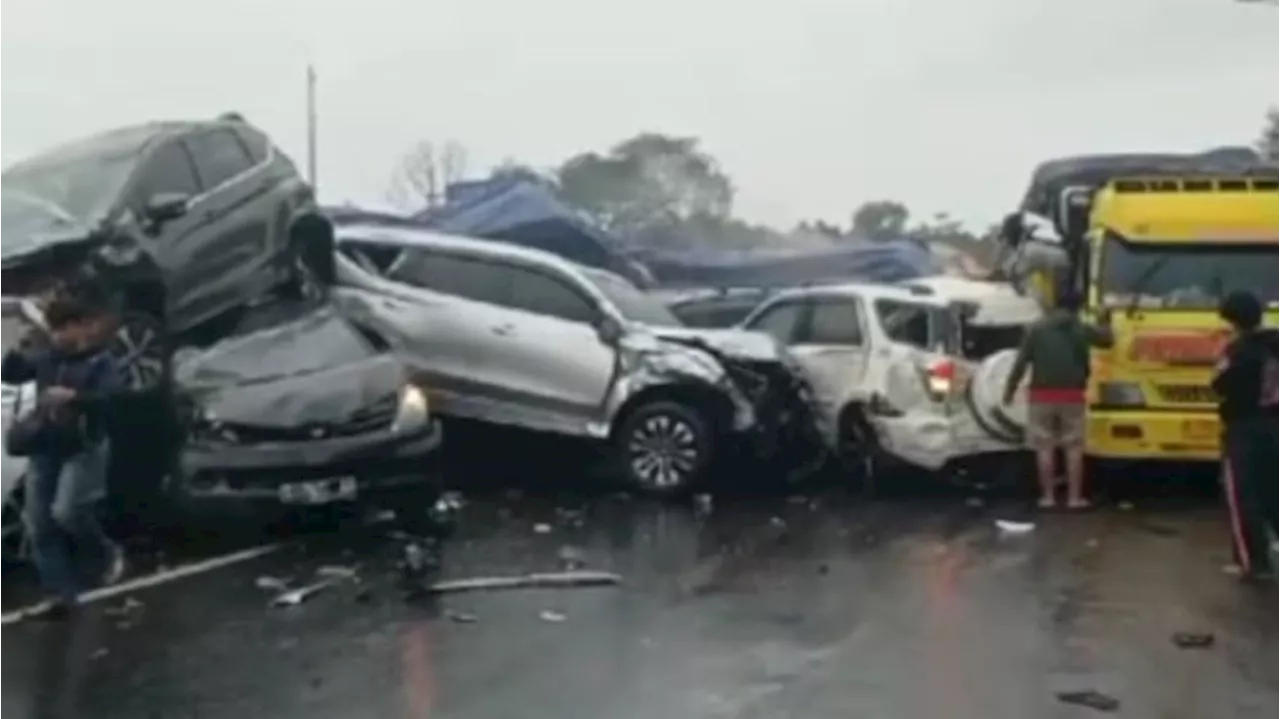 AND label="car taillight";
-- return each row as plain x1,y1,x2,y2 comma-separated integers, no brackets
925,360,955,398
